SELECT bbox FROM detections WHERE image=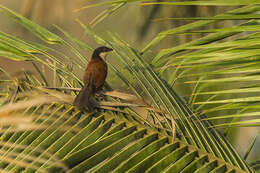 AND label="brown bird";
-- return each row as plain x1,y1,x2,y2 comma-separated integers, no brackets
73,46,113,111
